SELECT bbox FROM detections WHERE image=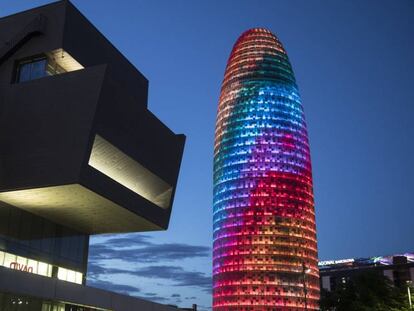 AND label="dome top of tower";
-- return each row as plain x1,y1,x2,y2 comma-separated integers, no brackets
222,28,294,89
